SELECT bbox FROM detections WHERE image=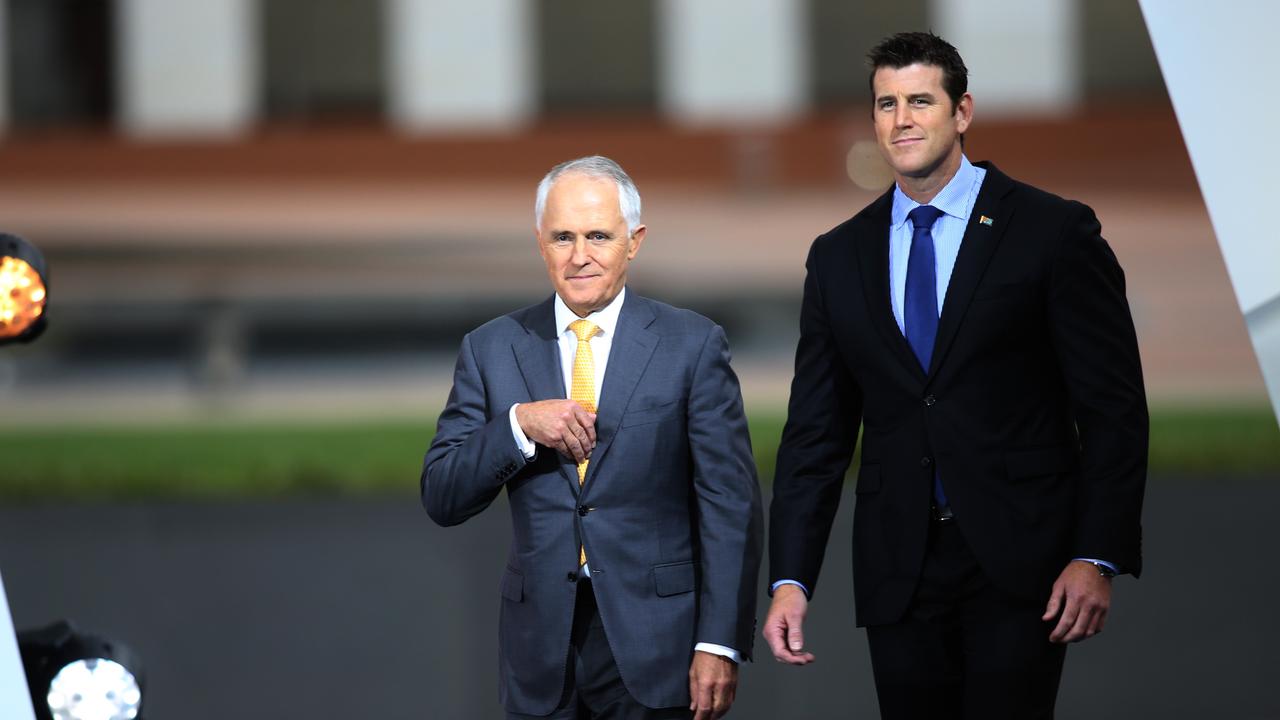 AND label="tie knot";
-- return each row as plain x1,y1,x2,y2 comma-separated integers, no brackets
569,319,599,342
908,205,944,230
